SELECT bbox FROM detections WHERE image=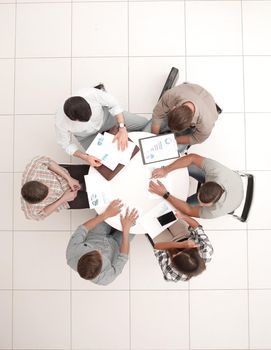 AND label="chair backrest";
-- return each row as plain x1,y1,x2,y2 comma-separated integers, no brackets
158,67,179,101
230,173,254,222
